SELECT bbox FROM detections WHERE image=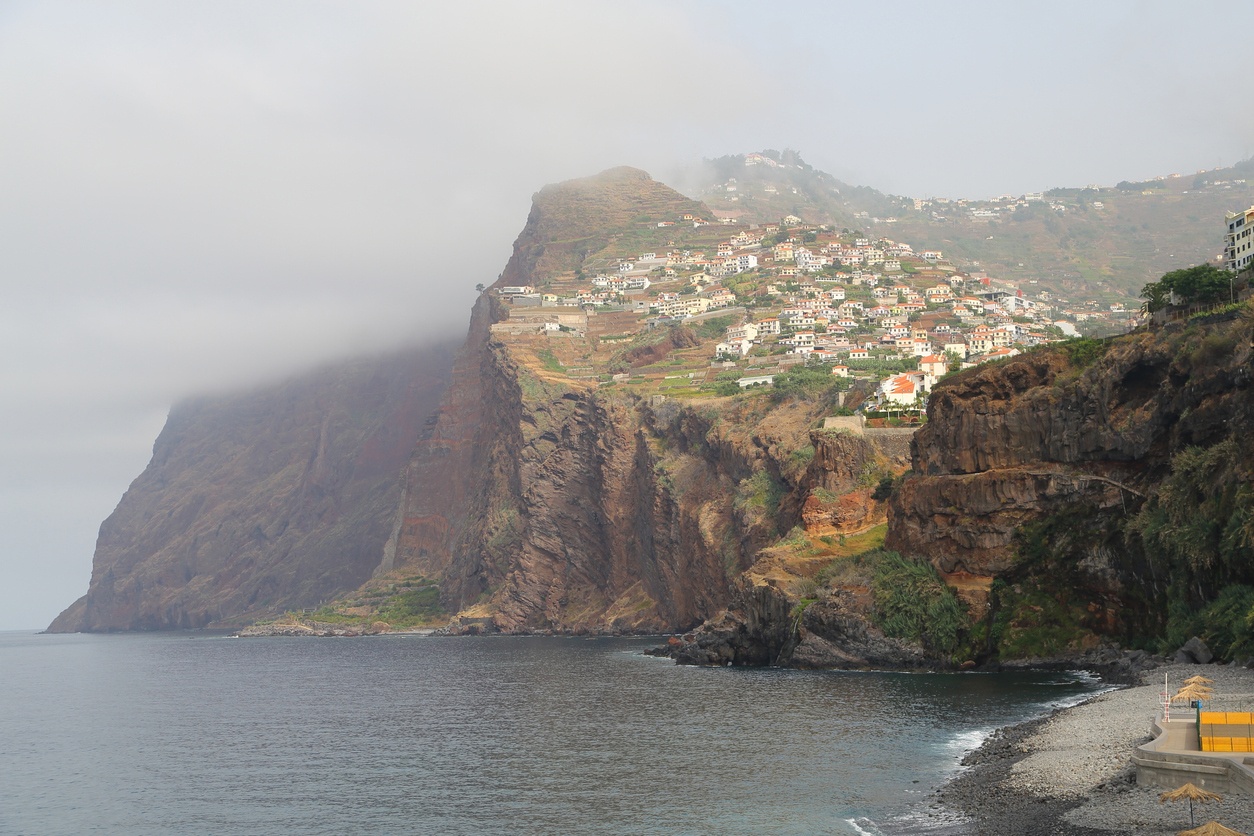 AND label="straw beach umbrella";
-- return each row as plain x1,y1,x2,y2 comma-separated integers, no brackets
1160,783,1223,828
1183,675,1215,686
1173,682,1215,706
1177,822,1247,836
